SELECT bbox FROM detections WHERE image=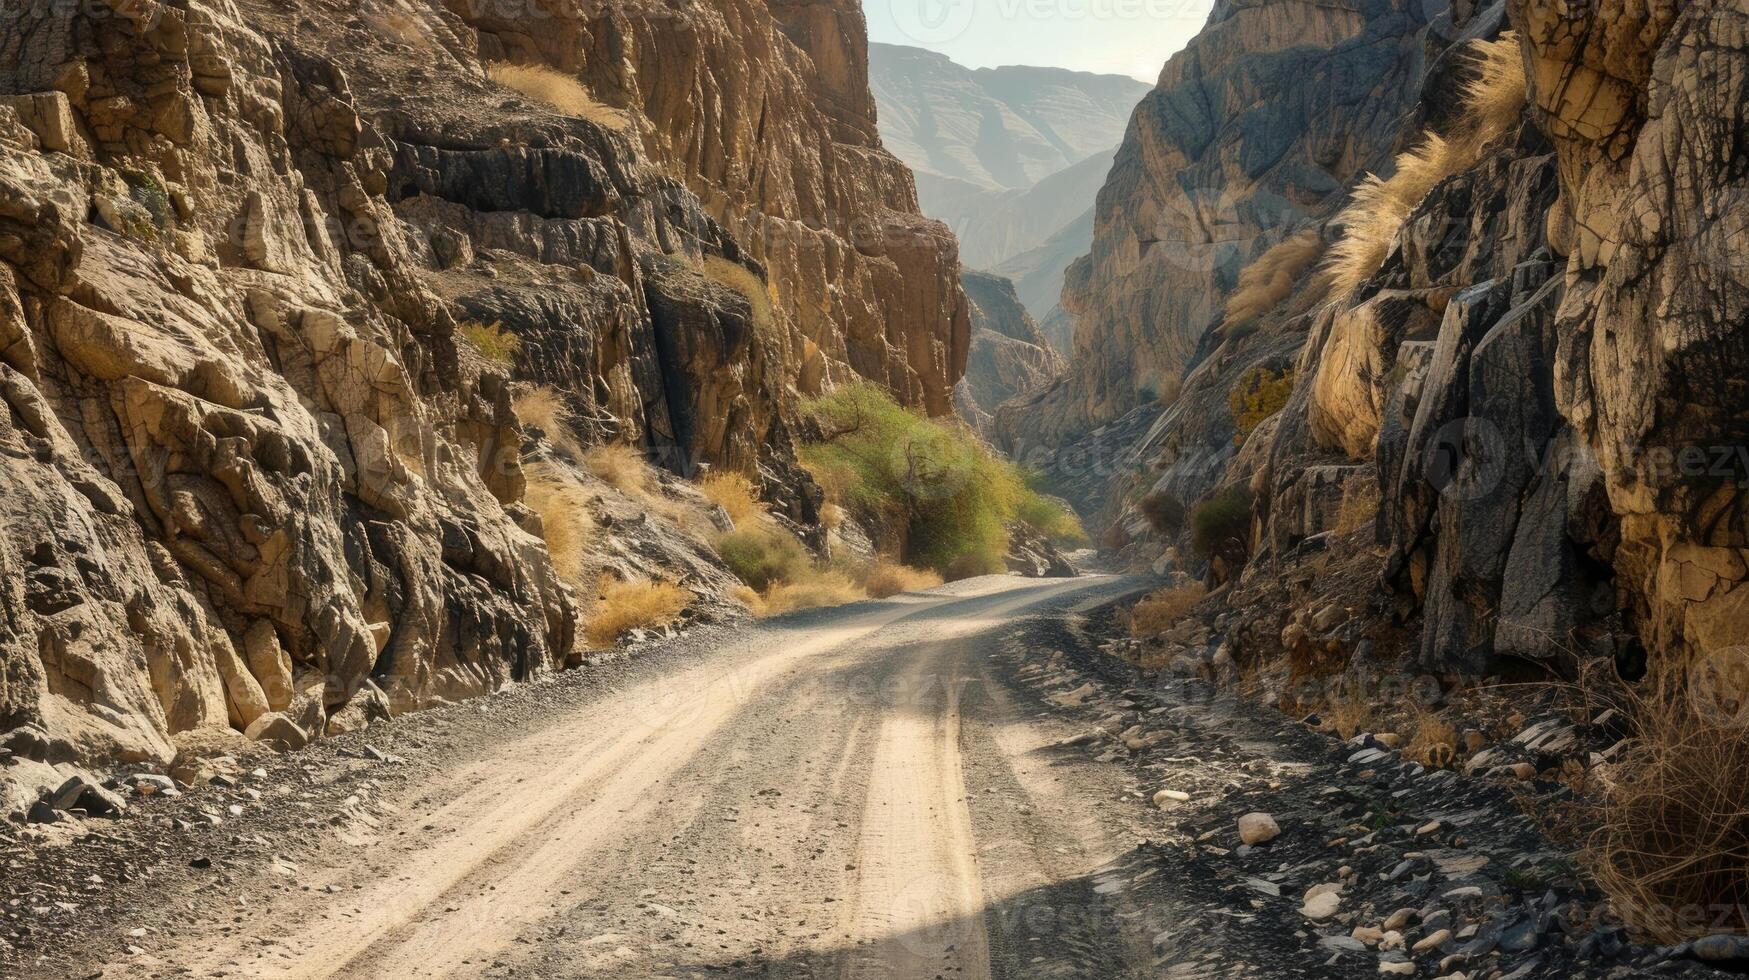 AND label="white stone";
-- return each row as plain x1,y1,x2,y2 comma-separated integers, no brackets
1238,812,1280,845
